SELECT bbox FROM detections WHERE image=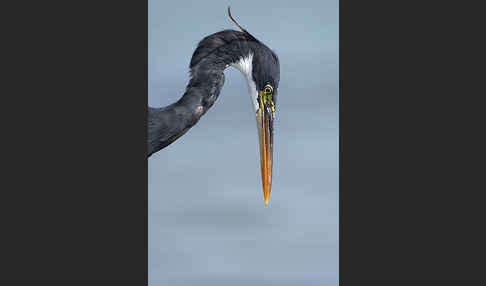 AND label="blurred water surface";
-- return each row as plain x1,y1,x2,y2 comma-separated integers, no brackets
149,0,338,285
